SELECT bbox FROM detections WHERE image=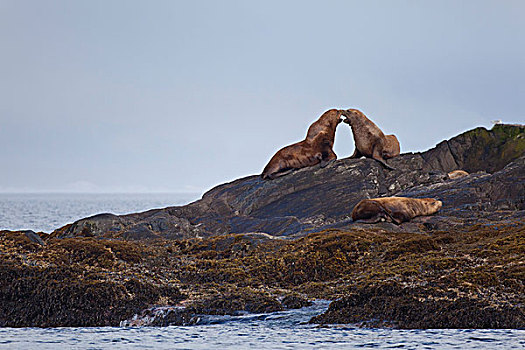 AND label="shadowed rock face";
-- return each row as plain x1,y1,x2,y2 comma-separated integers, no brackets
51,124,525,239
